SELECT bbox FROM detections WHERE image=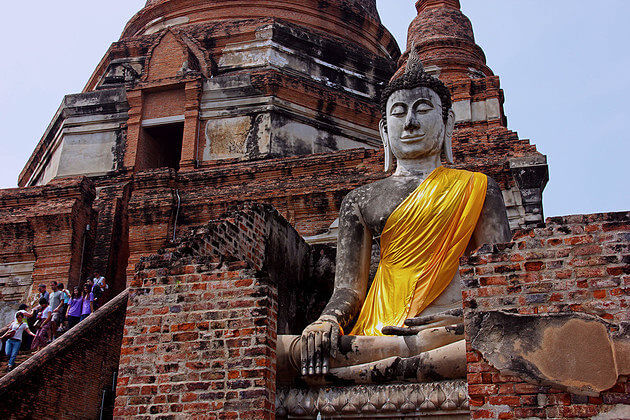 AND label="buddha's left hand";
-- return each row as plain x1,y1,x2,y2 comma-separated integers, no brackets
381,308,463,336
